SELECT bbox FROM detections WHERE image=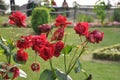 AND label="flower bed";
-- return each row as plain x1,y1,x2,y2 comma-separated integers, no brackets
93,44,120,61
